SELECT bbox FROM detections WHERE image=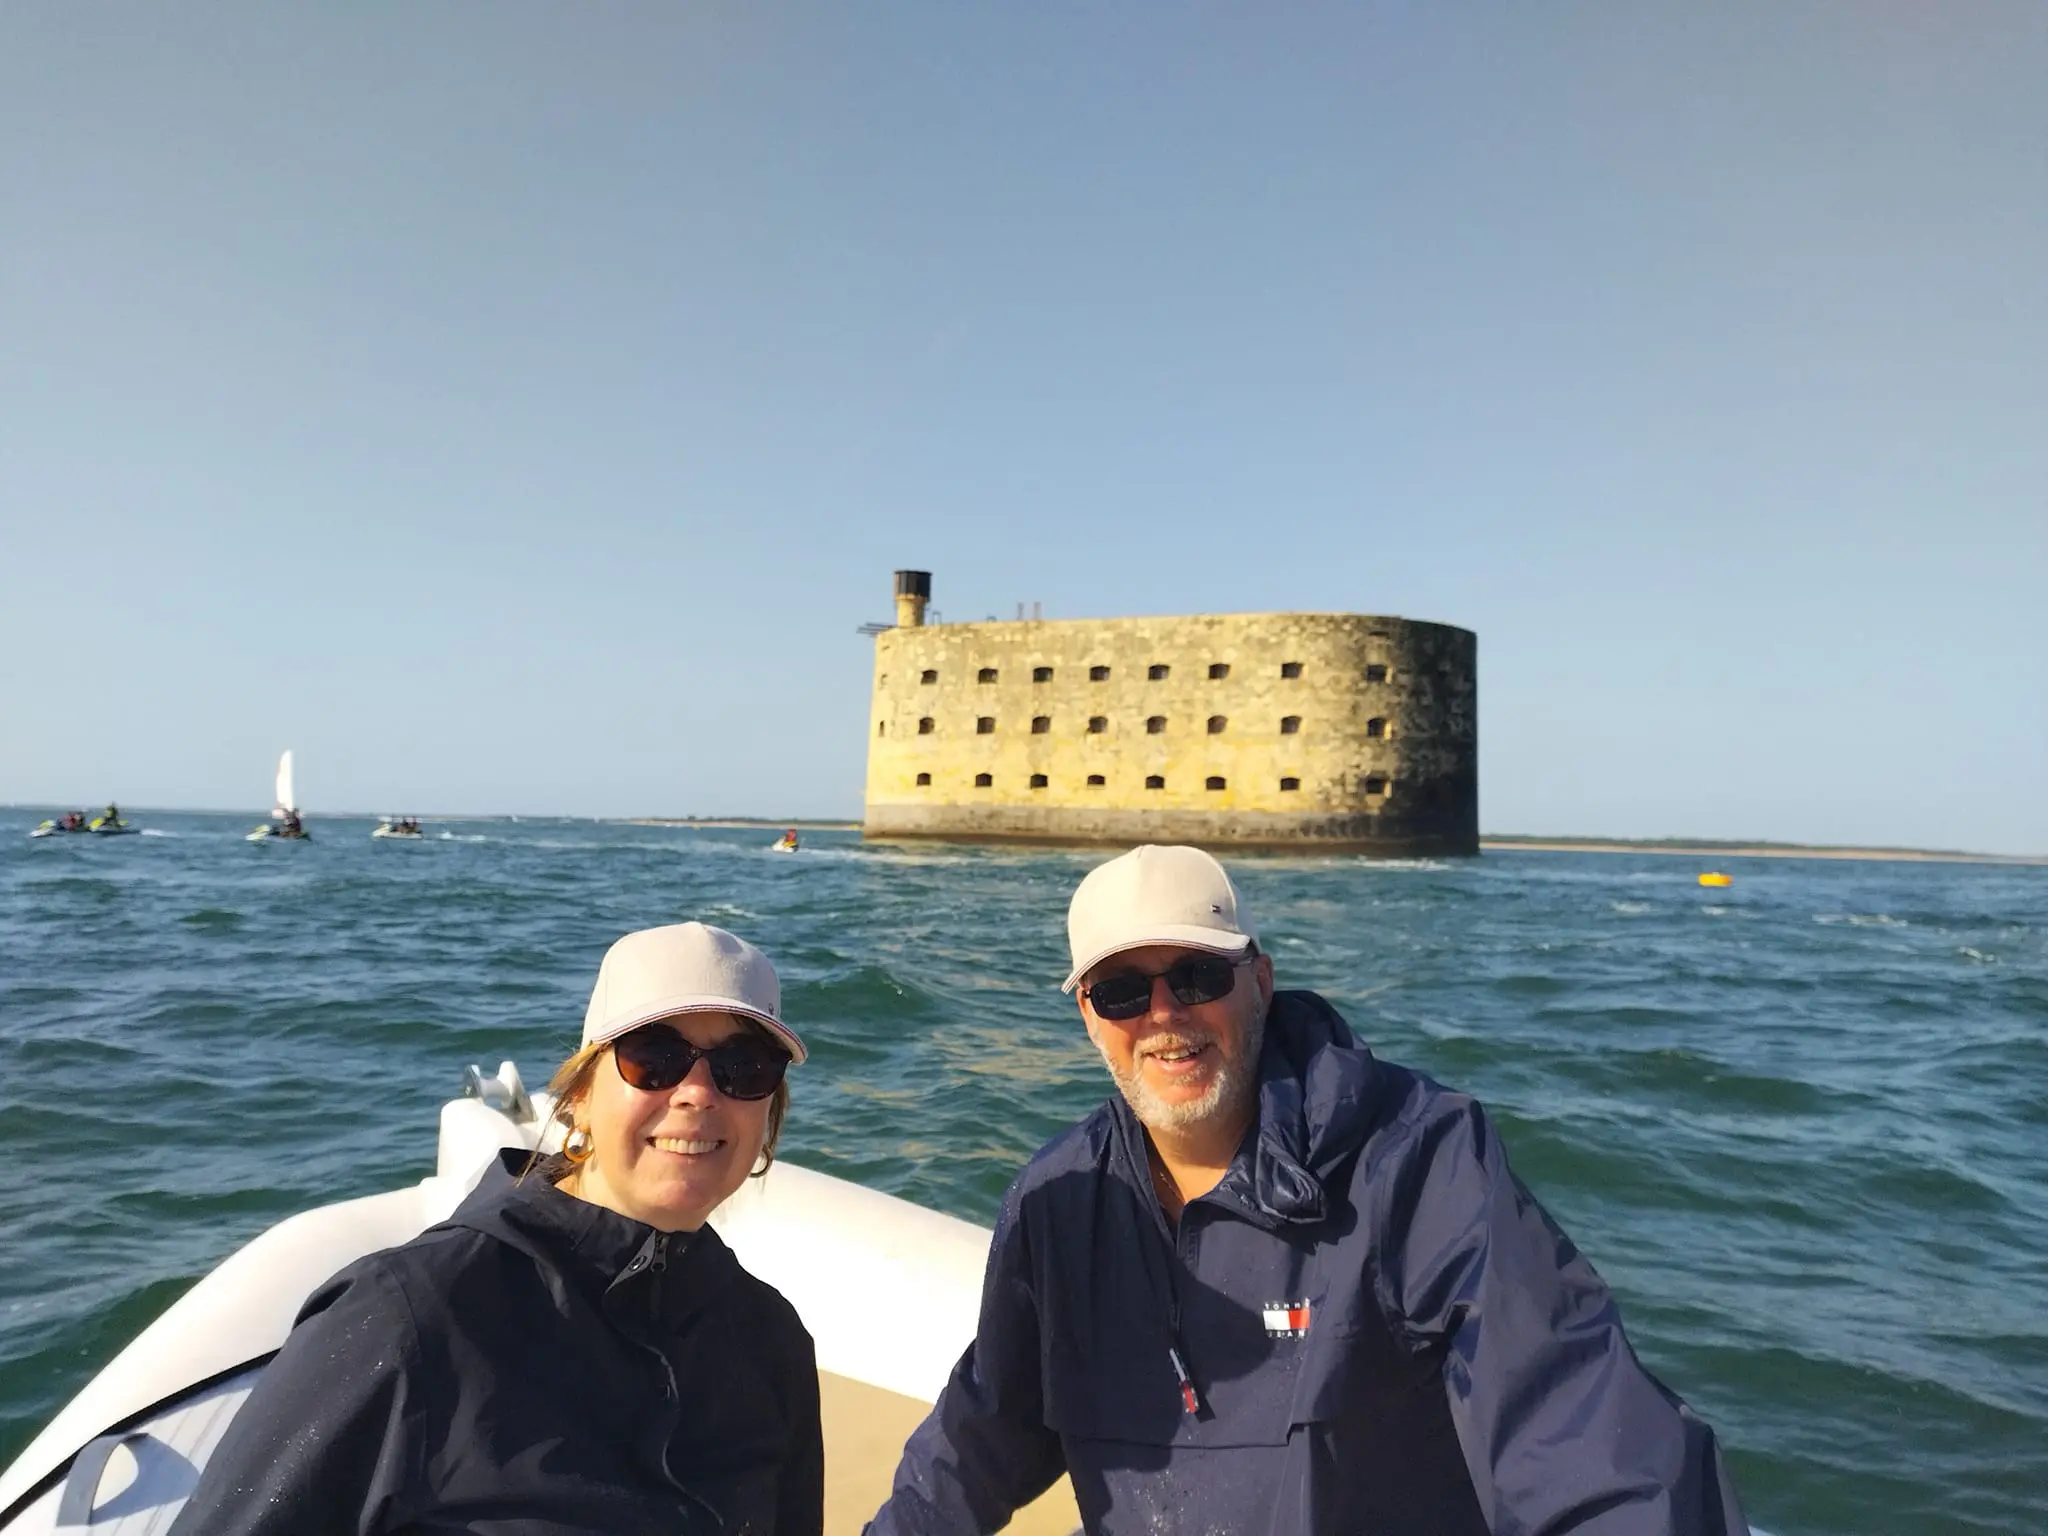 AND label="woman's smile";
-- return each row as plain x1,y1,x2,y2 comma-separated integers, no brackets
650,1133,724,1156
